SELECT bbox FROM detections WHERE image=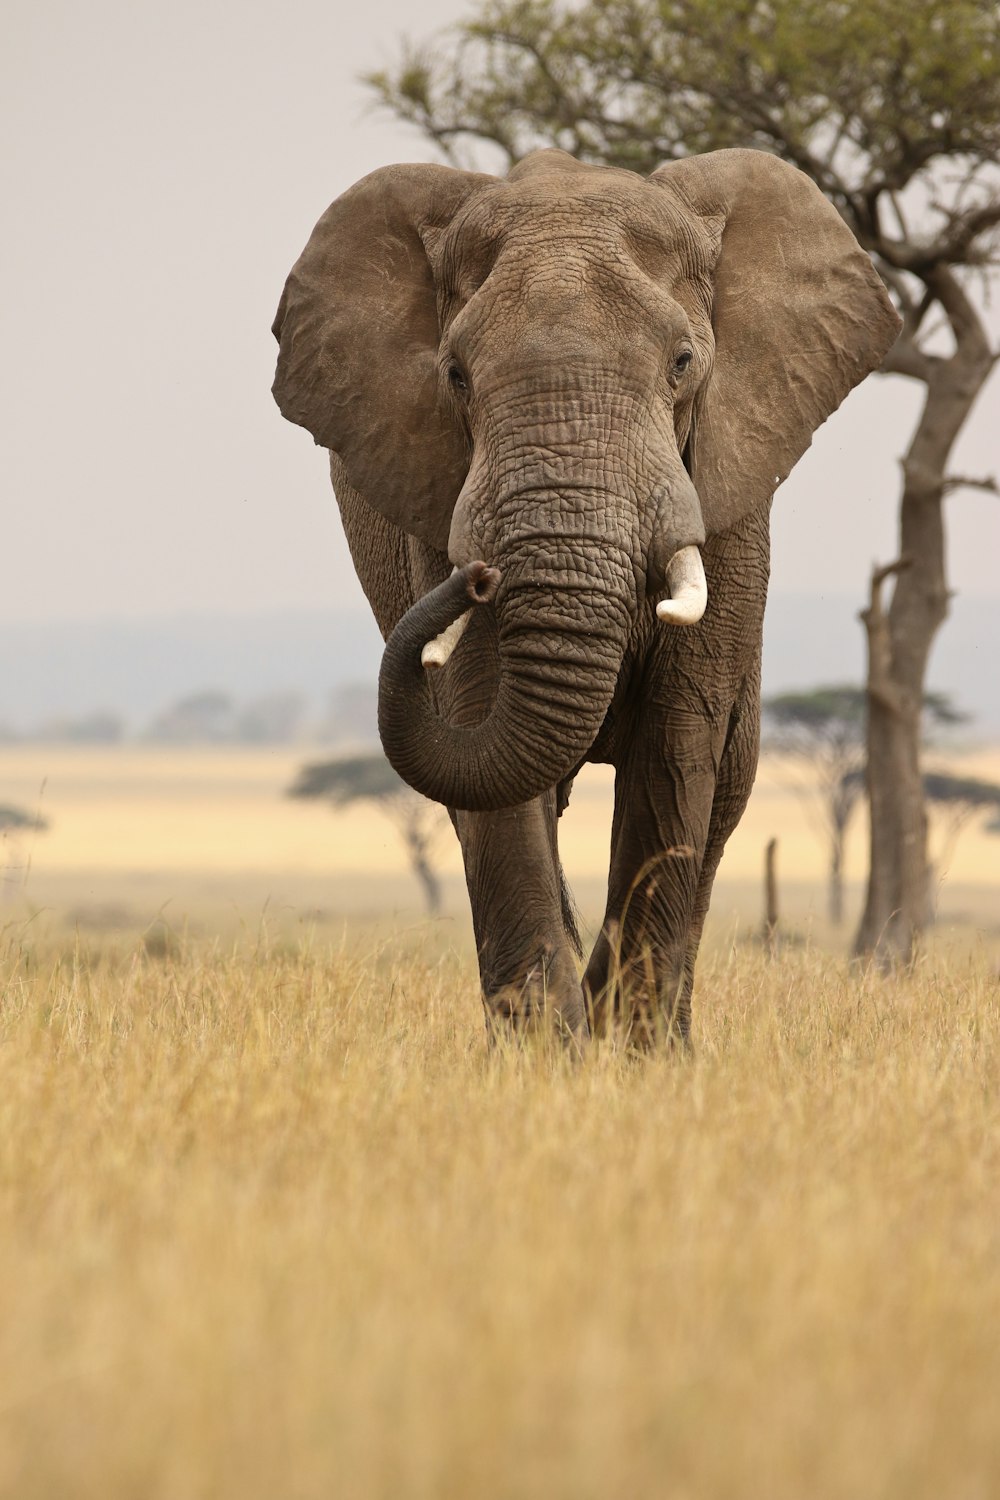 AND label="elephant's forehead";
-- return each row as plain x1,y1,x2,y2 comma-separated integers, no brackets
445,175,716,279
